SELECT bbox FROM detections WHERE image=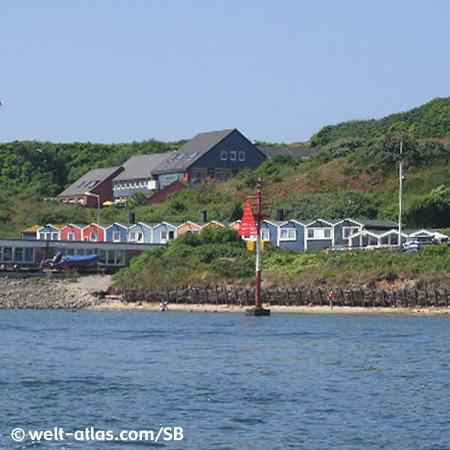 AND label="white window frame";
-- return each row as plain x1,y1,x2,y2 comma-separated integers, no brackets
308,228,332,240
67,232,75,241
280,228,296,241
129,231,137,242
229,150,237,161
238,151,245,161
113,231,121,242
343,226,360,239
161,230,168,242
261,229,270,240
90,232,98,242
220,150,228,161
